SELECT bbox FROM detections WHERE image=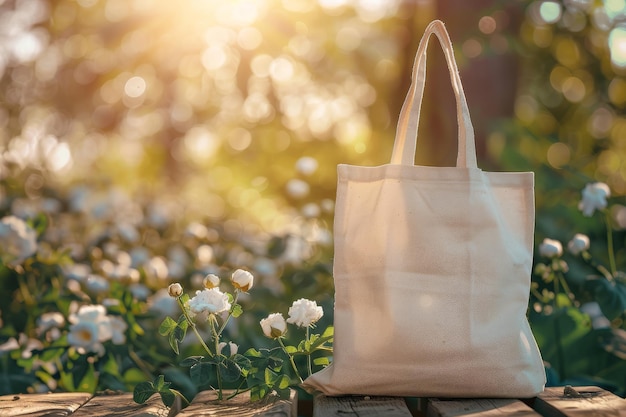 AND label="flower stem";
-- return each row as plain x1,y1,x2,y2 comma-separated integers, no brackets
581,251,613,281
278,338,303,384
177,298,213,357
306,327,312,377
217,291,239,335
553,272,560,308
210,315,224,400
605,211,617,278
